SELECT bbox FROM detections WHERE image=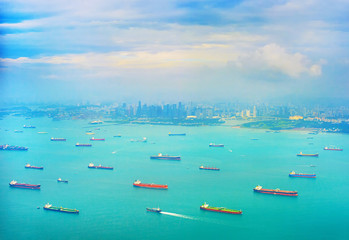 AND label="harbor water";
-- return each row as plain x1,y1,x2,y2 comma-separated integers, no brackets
1,116,349,240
